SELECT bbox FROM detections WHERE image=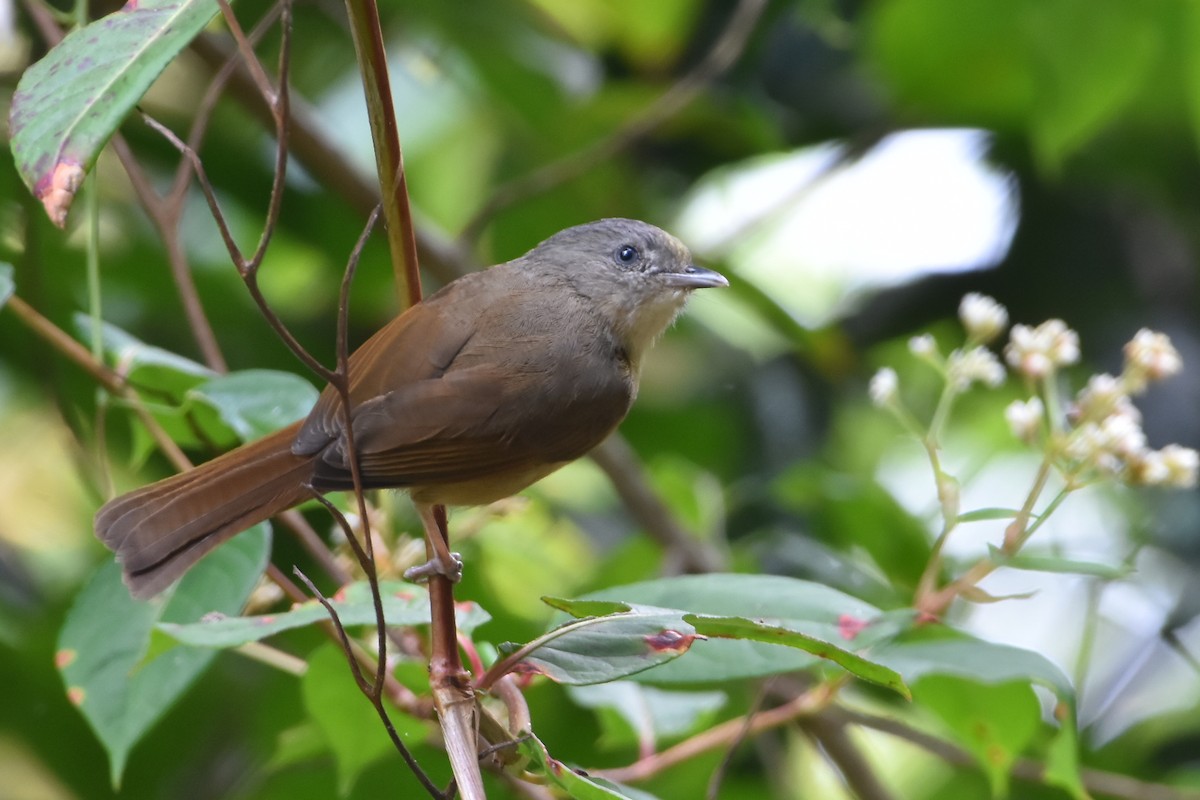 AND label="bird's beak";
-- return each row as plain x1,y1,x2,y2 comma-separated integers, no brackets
661,265,729,289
